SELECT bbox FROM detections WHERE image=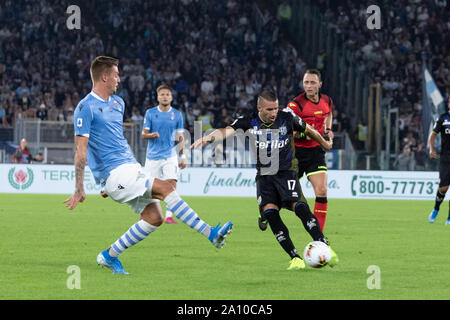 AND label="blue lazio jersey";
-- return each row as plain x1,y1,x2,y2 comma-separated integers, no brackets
74,91,137,185
143,106,184,160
